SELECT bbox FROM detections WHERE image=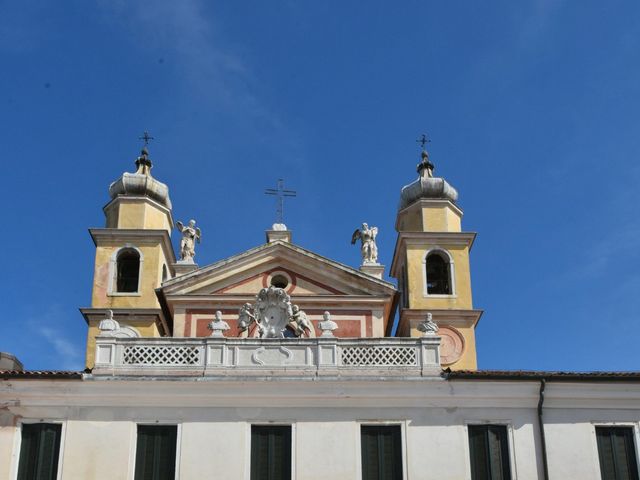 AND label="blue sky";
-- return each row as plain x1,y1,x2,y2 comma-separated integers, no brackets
1,1,639,371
